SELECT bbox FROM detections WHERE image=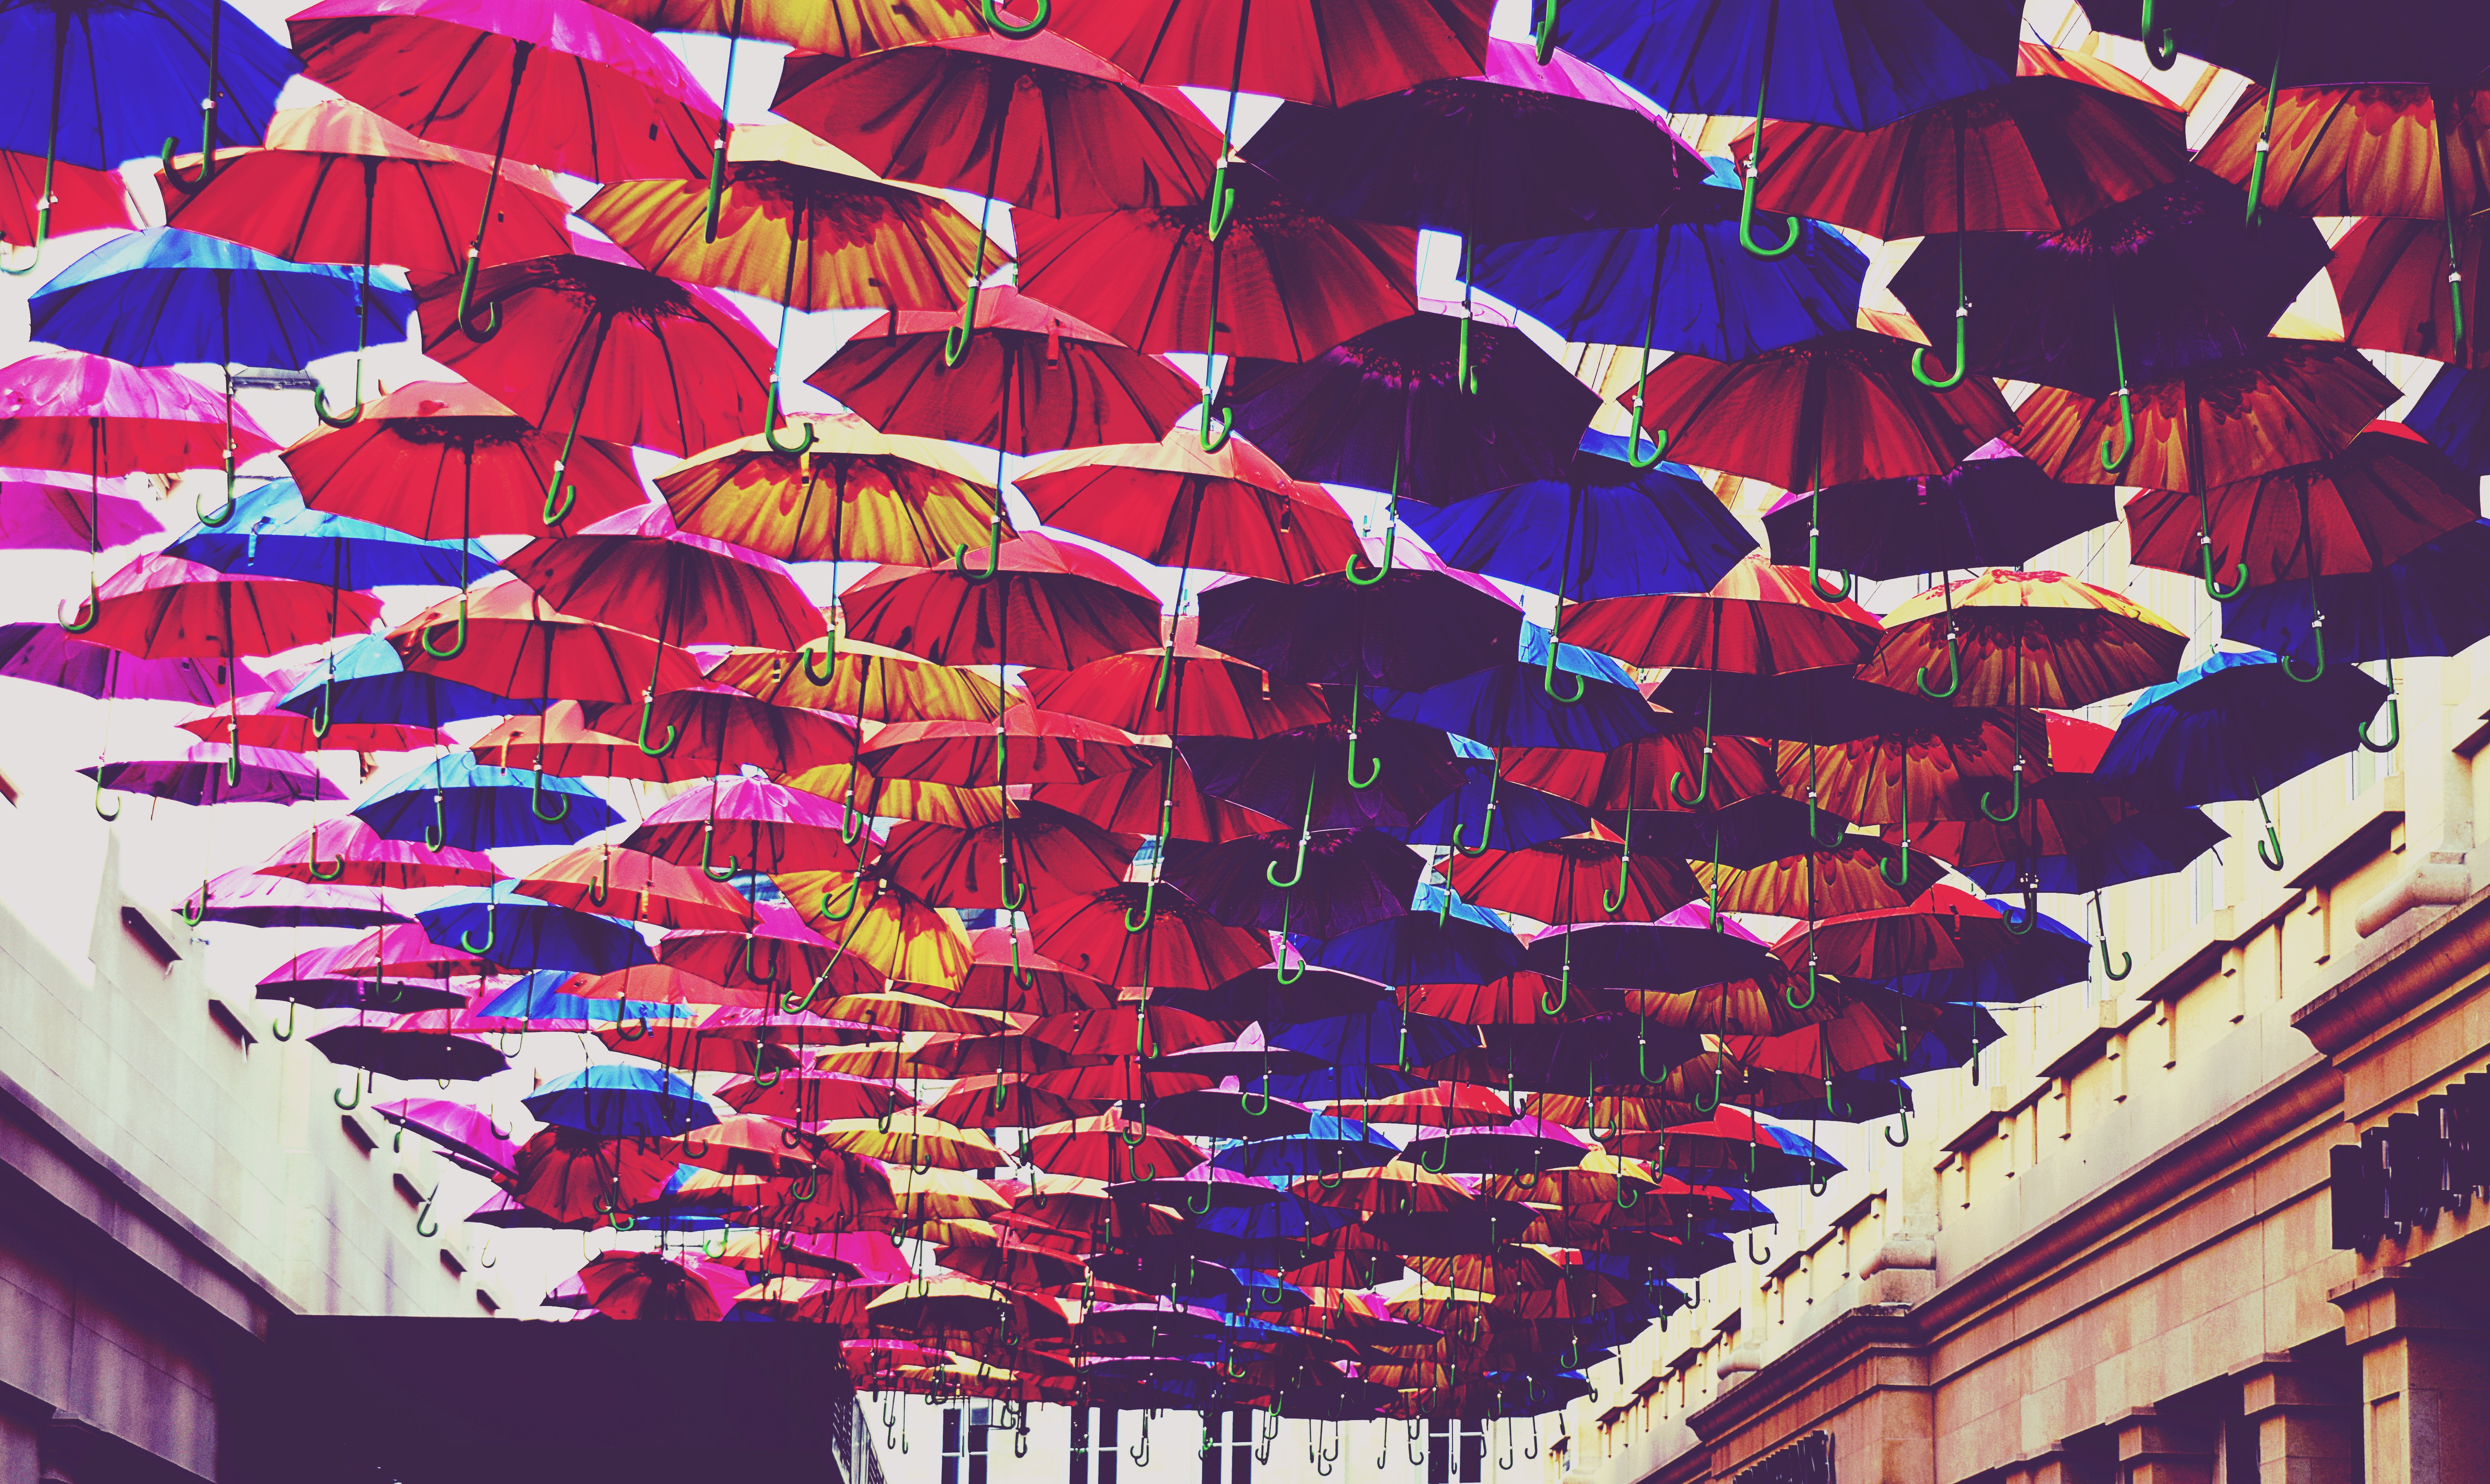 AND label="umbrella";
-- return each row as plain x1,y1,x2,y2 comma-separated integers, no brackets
0,349,274,477
1022,642,1331,741
307,1026,507,1083
2219,523,2490,729
500,502,824,663
1016,432,1364,585
1027,1111,1205,1180
514,843,754,932
389,578,708,705
706,635,1007,724
1372,626,1658,752
578,1253,725,1322
0,473,159,551
1047,0,1489,106
2008,342,2400,493
418,885,656,976
861,708,1157,788
2327,211,2490,369
657,413,1003,569
73,555,382,660
373,1097,520,1178
0,623,263,704
354,752,622,851
1401,430,1755,614
841,531,1162,670
1392,764,1592,855
1231,311,1604,515
507,1125,681,1221
1446,831,1697,926
625,776,868,877
1938,801,2228,898
1759,441,2114,580
2093,648,2392,817
1857,570,2189,711
1028,883,1271,991
879,801,1136,918
81,743,340,807
273,634,537,733
1164,828,1426,939
1196,553,1522,690
525,1064,722,1138
1311,889,1523,987
0,150,129,254
179,686,441,754
285,380,648,544
162,478,493,591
